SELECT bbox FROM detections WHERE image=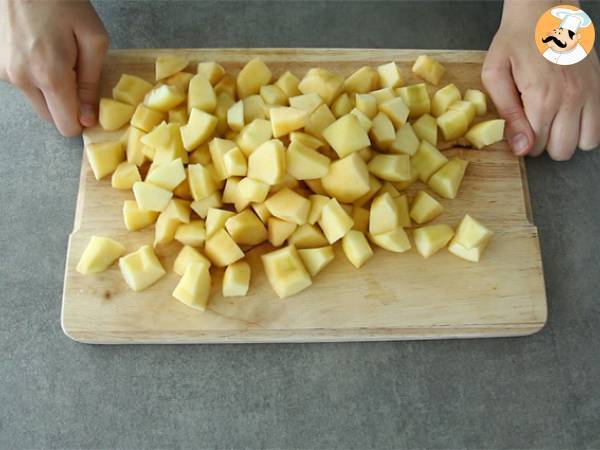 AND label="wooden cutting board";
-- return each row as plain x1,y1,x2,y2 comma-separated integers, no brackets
61,49,547,344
